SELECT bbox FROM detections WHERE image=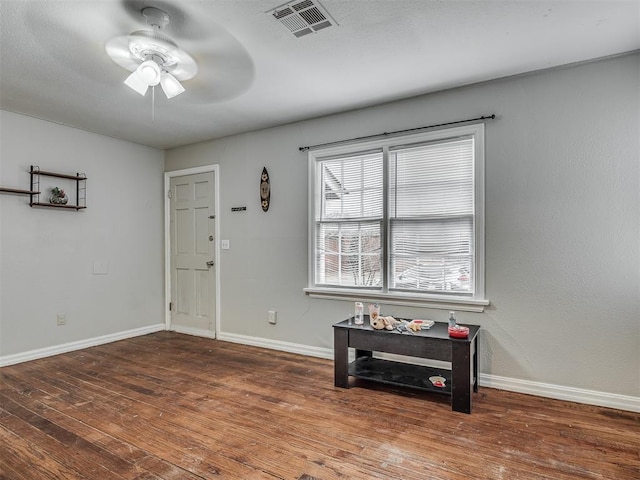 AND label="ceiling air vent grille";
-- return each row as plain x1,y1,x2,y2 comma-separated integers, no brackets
270,0,336,38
